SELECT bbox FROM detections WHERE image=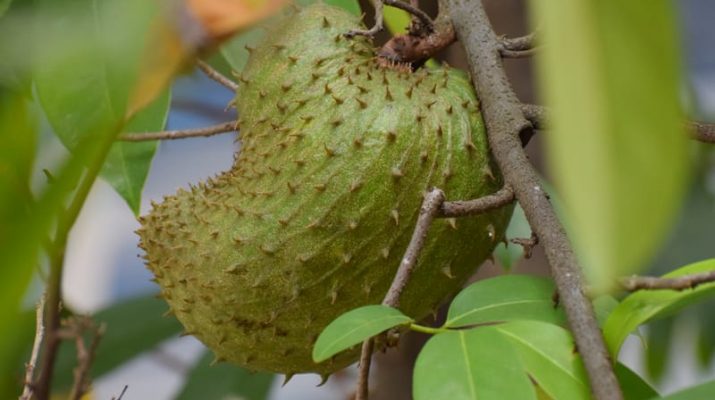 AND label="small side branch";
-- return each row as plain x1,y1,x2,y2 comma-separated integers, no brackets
500,32,536,51
499,47,540,59
119,121,238,141
521,104,715,144
520,104,548,131
19,295,46,400
439,185,514,218
196,60,238,92
690,121,715,143
346,1,434,38
620,270,715,291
